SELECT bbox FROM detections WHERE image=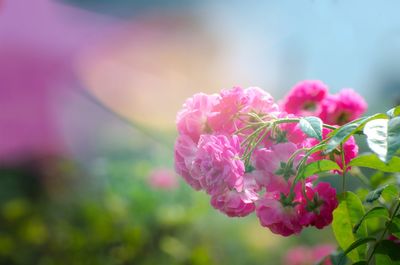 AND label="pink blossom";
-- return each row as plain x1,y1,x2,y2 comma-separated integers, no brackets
253,142,303,193
298,182,338,229
281,80,328,117
256,192,303,236
148,169,178,190
283,245,334,265
176,93,218,142
211,173,260,217
312,245,335,265
320,89,367,125
307,128,358,173
174,134,202,190
208,86,279,134
191,134,245,195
